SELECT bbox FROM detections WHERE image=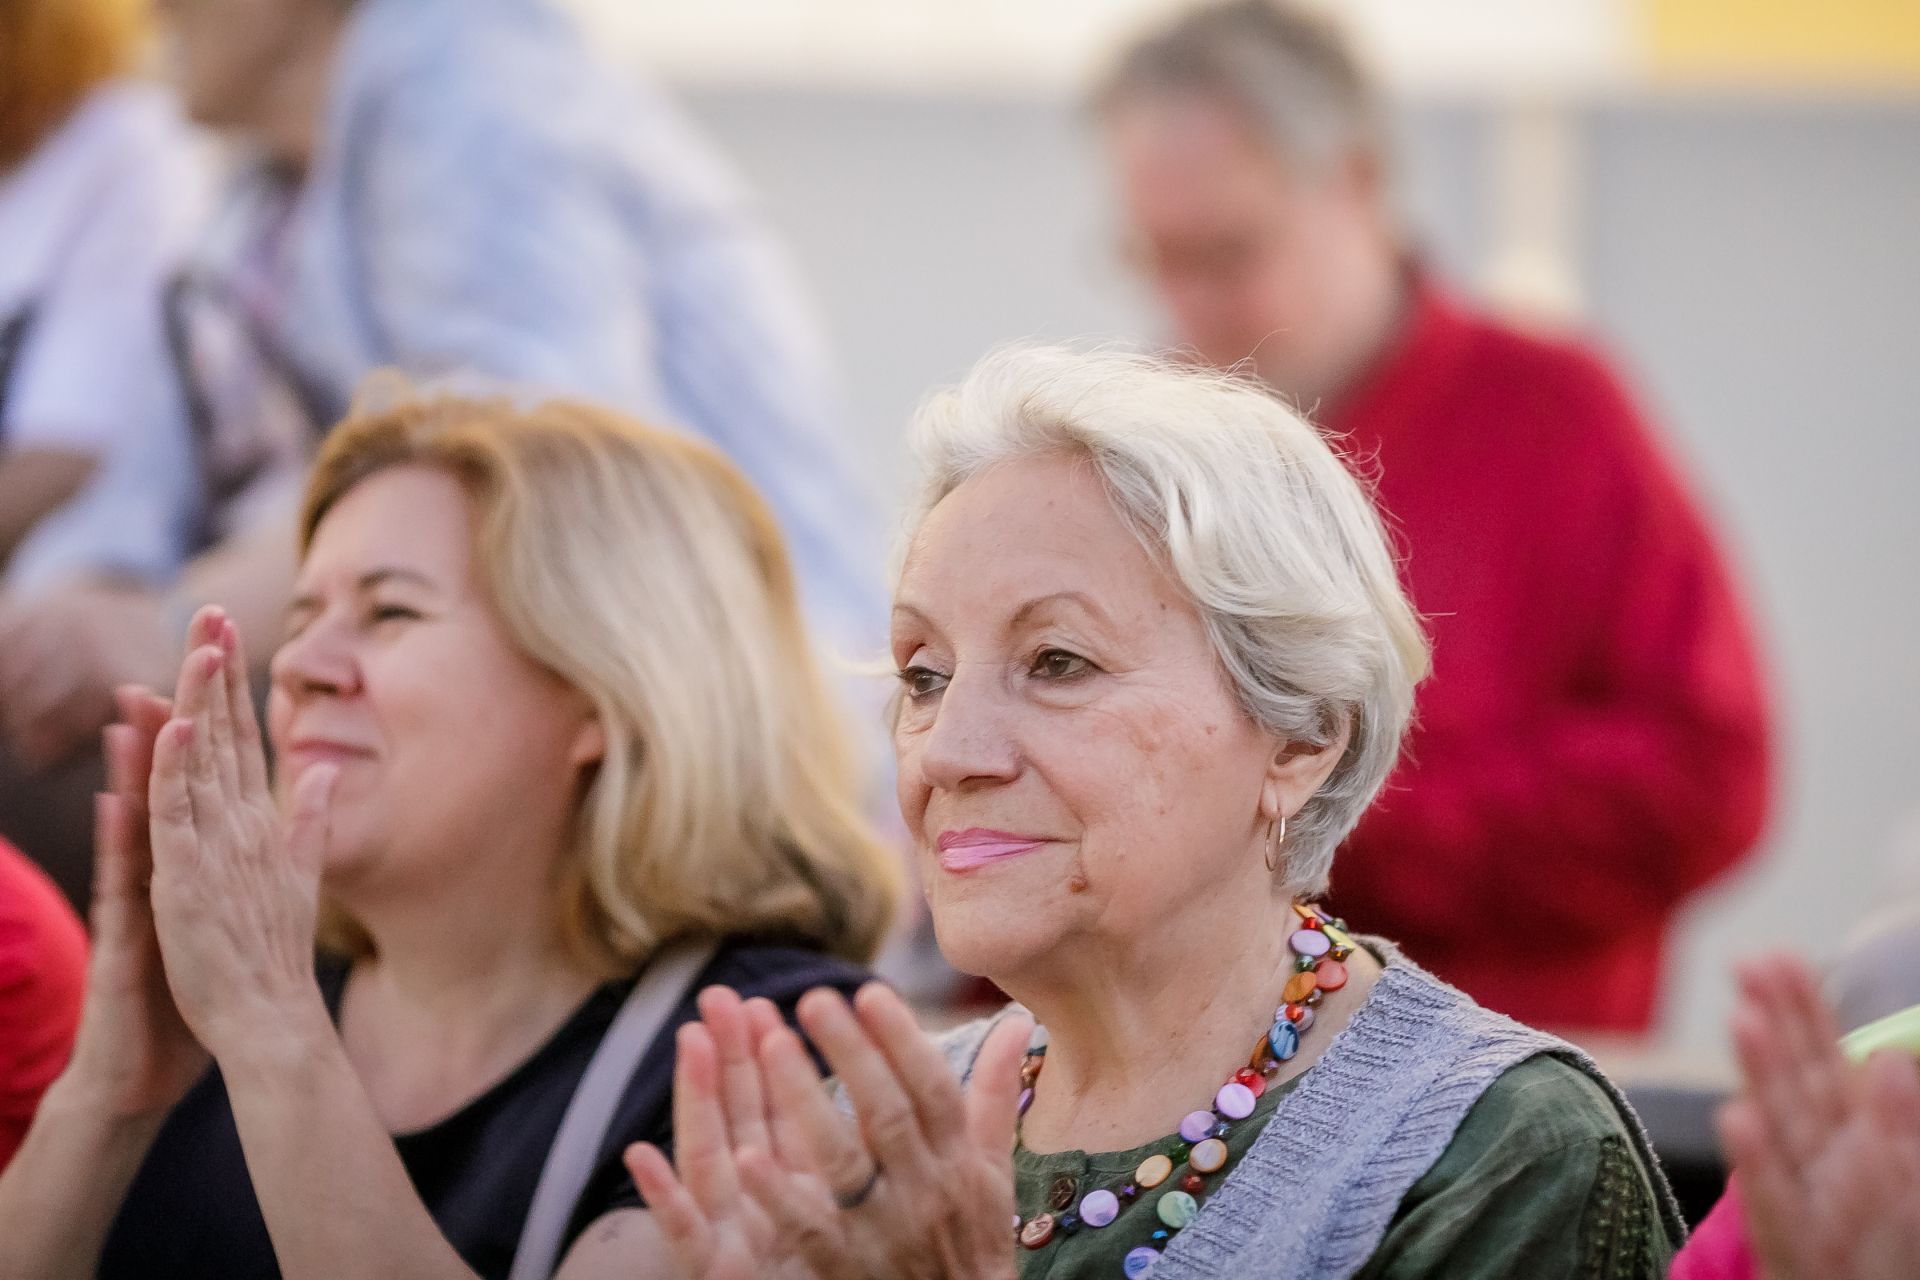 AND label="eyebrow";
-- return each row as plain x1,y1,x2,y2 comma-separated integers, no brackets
1009,591,1115,631
357,567,437,592
891,590,1117,637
